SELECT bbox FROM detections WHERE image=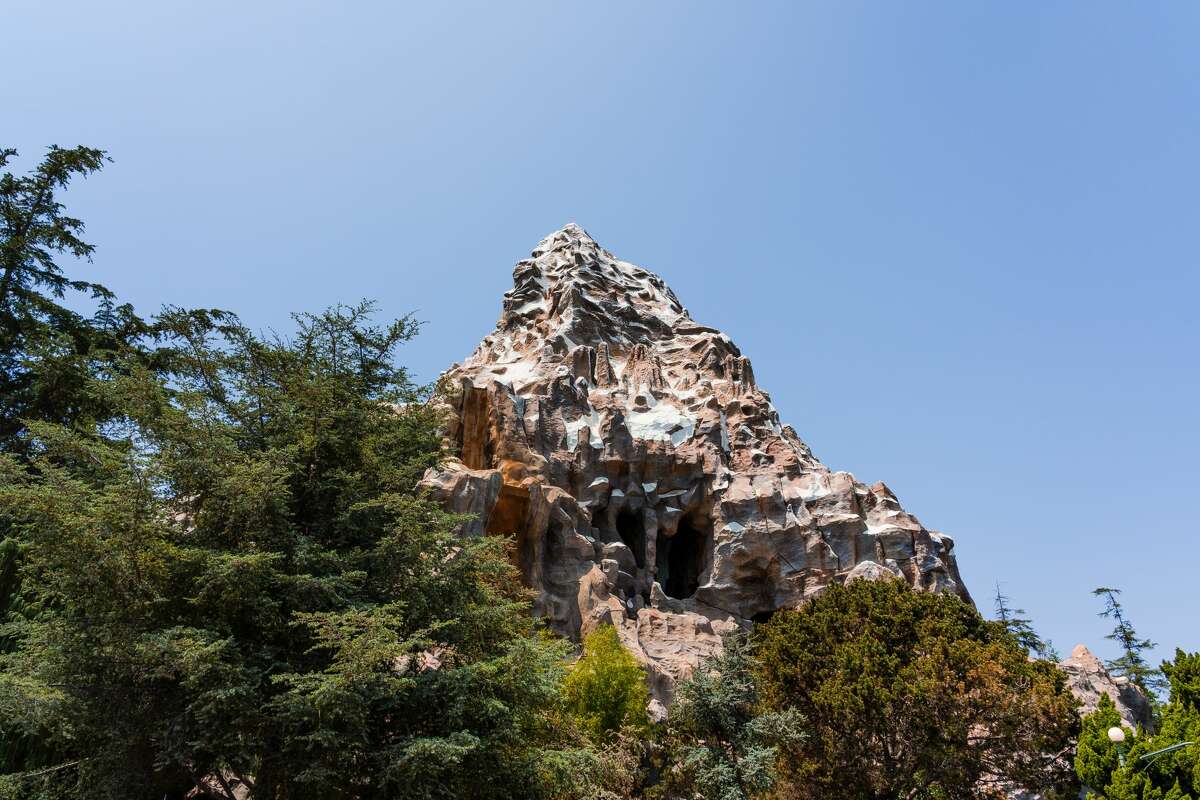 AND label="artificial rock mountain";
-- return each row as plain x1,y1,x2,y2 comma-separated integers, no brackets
421,224,972,701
